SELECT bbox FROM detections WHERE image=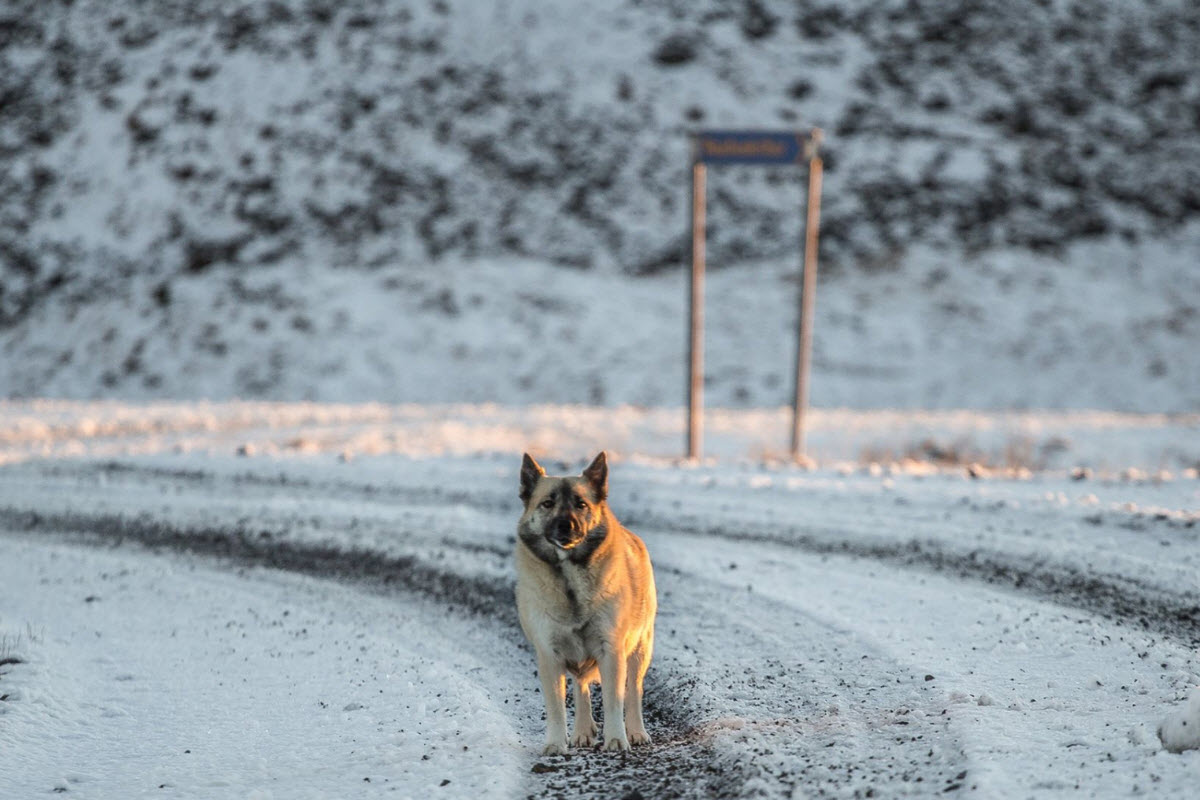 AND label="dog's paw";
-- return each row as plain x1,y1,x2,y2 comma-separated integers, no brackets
628,728,652,746
603,736,630,752
571,724,598,748
541,740,569,756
